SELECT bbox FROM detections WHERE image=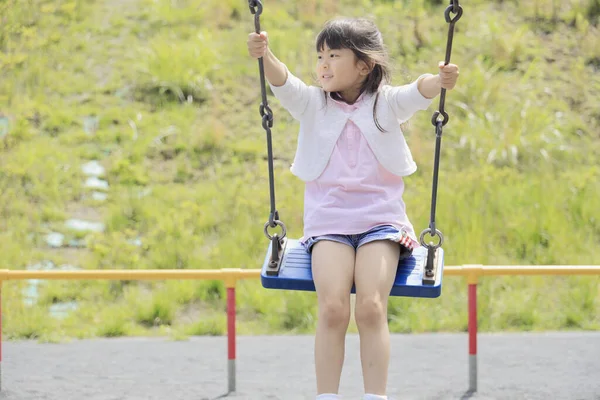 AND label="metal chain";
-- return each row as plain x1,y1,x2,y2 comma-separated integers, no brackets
419,0,463,249
248,0,287,242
